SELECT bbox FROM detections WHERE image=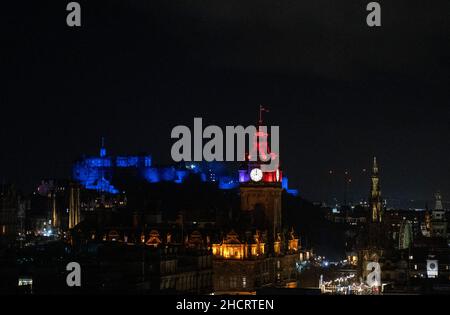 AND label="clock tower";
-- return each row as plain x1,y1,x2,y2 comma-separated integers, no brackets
239,106,282,236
